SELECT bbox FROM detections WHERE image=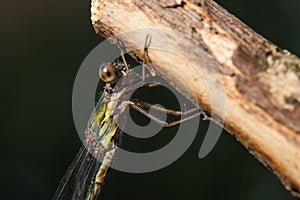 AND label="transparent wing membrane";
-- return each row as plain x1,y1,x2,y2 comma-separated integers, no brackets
52,145,100,200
